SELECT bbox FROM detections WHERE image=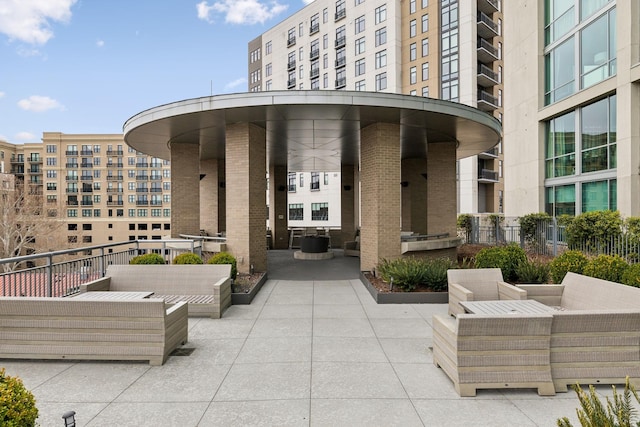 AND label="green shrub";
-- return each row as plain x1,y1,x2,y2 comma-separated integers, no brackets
515,258,550,284
474,244,527,282
549,250,588,283
518,212,552,251
0,368,38,427
621,263,640,288
457,214,473,241
377,257,456,292
129,253,165,265
208,252,237,279
557,377,640,427
565,210,623,250
583,254,628,283
173,252,203,264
